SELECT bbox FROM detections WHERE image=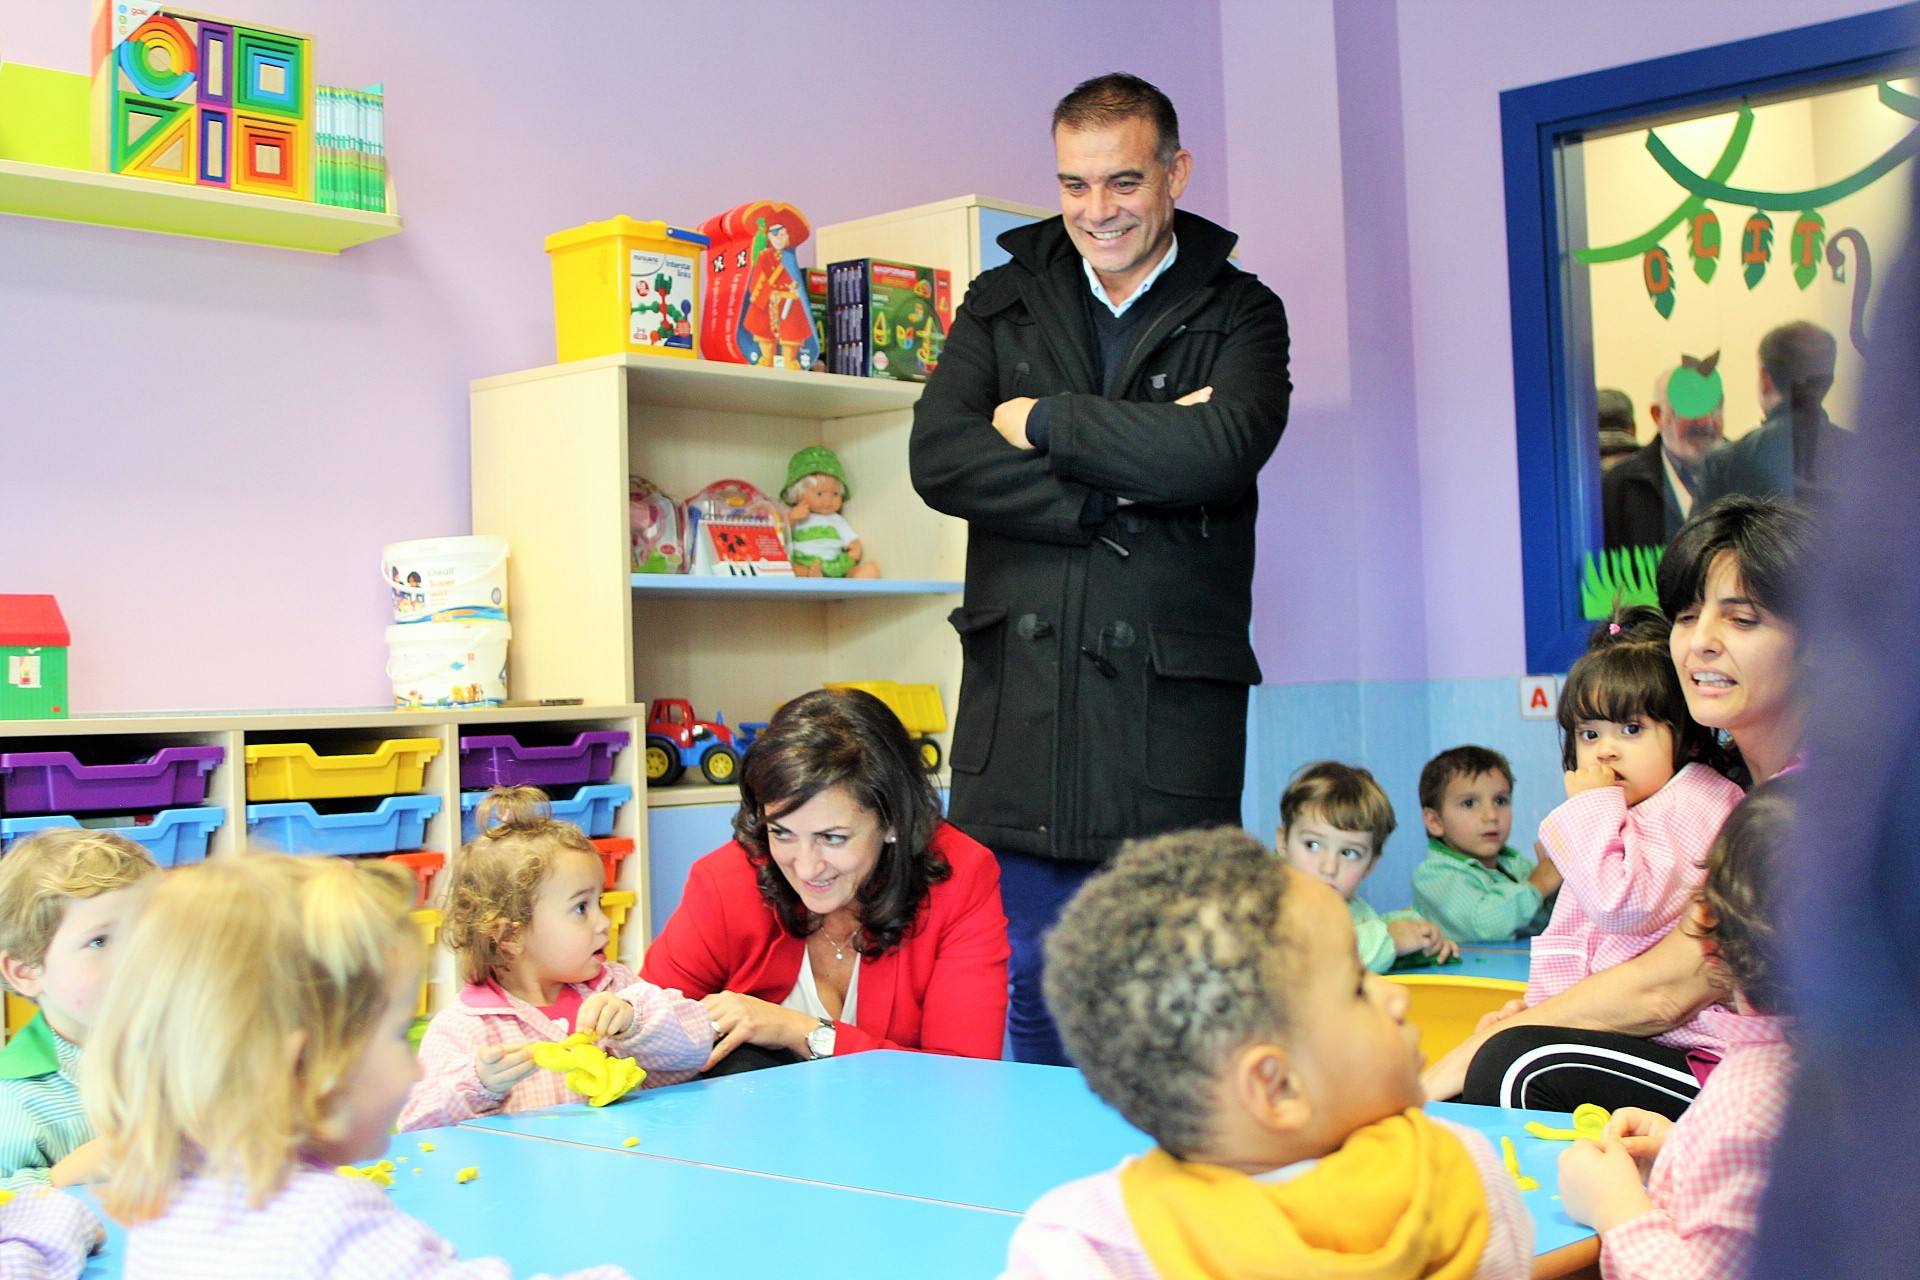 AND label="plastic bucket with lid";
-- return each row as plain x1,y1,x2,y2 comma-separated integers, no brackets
385,620,511,709
383,536,508,623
